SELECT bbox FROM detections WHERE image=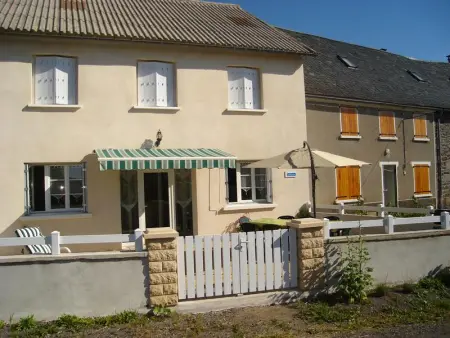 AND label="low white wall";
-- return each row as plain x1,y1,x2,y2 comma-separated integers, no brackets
325,230,450,288
0,252,148,321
